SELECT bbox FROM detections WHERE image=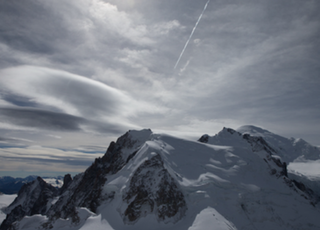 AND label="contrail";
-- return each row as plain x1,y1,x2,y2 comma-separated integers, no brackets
174,0,211,70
